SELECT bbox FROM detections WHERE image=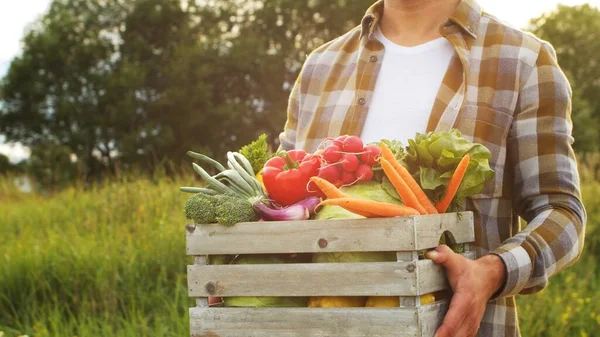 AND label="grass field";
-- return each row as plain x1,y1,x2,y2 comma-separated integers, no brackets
0,170,598,337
